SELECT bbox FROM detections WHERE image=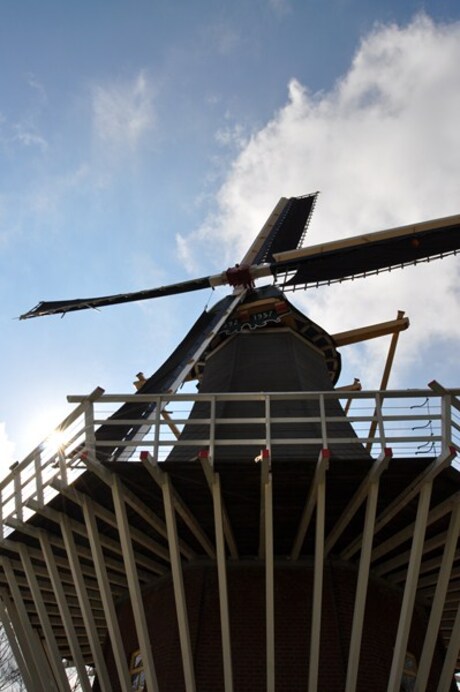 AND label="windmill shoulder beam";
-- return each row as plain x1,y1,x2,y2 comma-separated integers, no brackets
332,315,410,347
272,213,460,262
